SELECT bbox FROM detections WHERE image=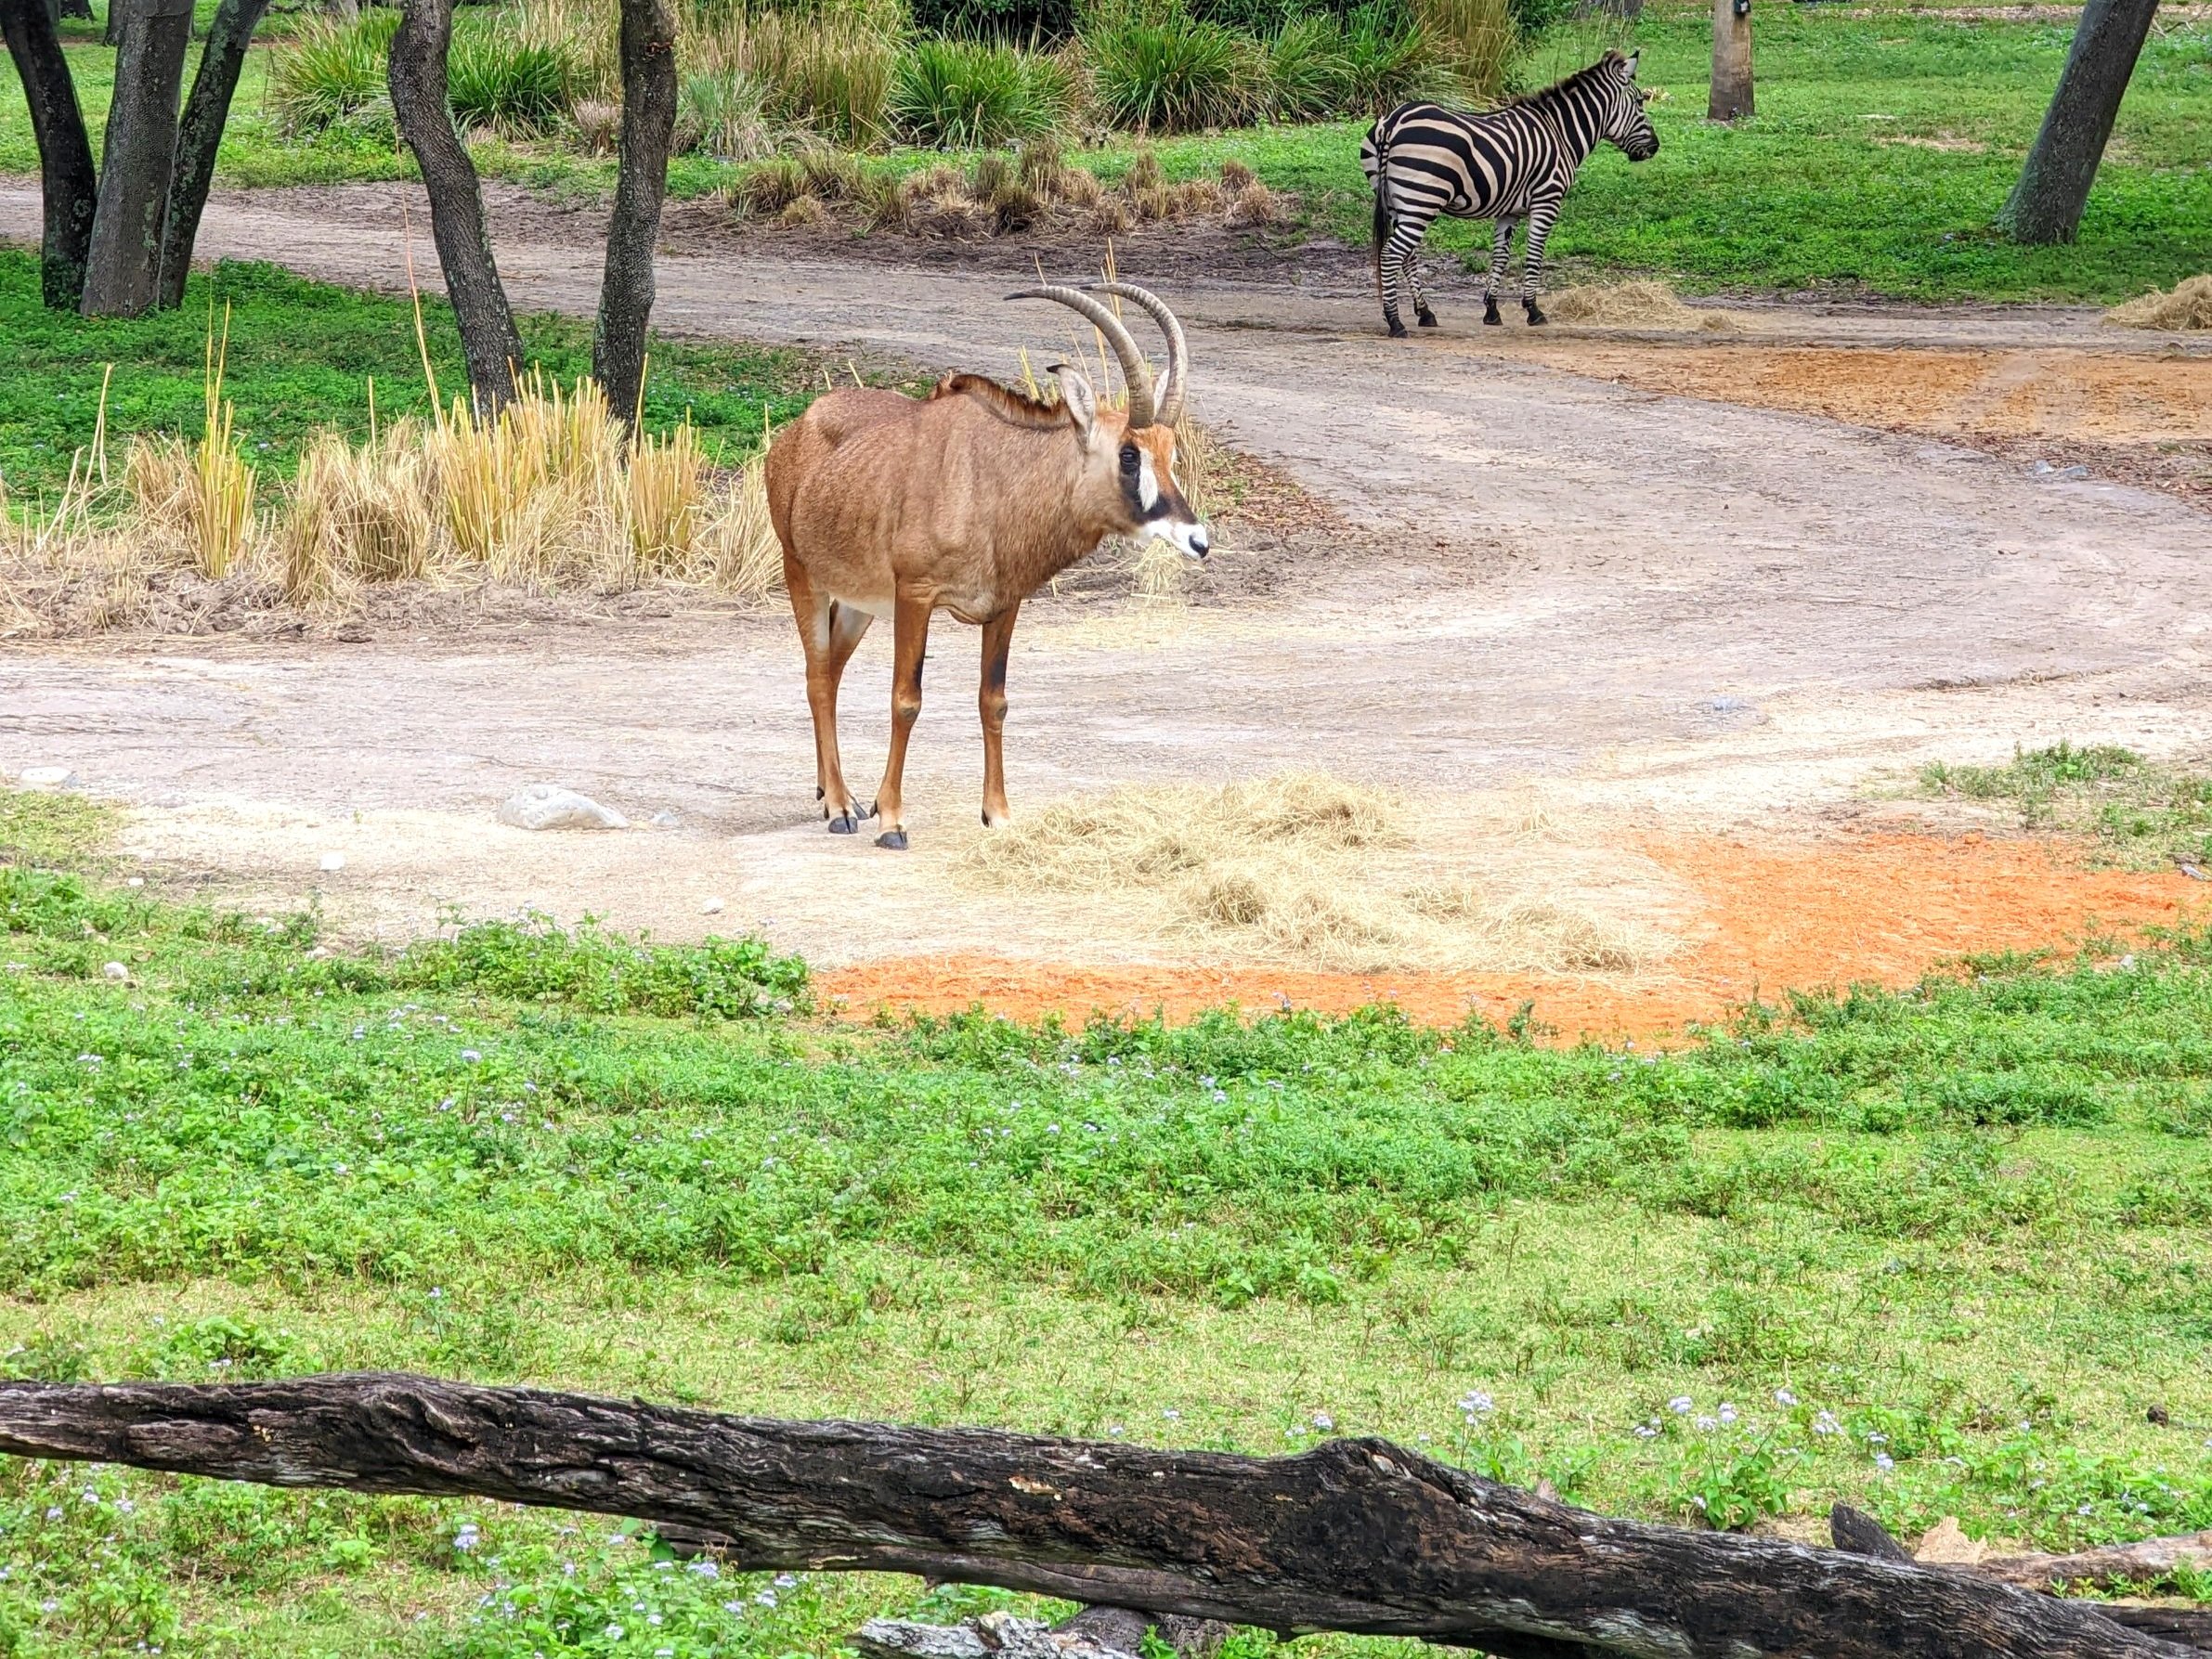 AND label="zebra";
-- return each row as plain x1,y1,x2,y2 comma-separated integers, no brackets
1361,51,1659,338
